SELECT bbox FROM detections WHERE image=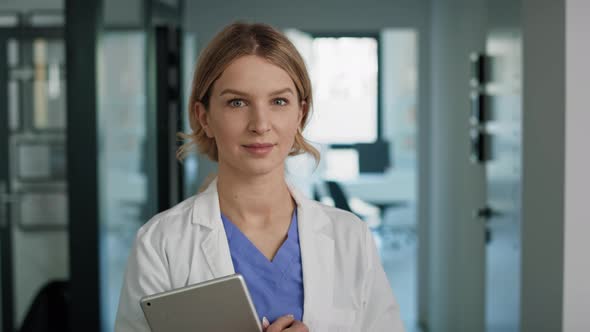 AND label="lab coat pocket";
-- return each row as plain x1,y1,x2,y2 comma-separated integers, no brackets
309,308,357,332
